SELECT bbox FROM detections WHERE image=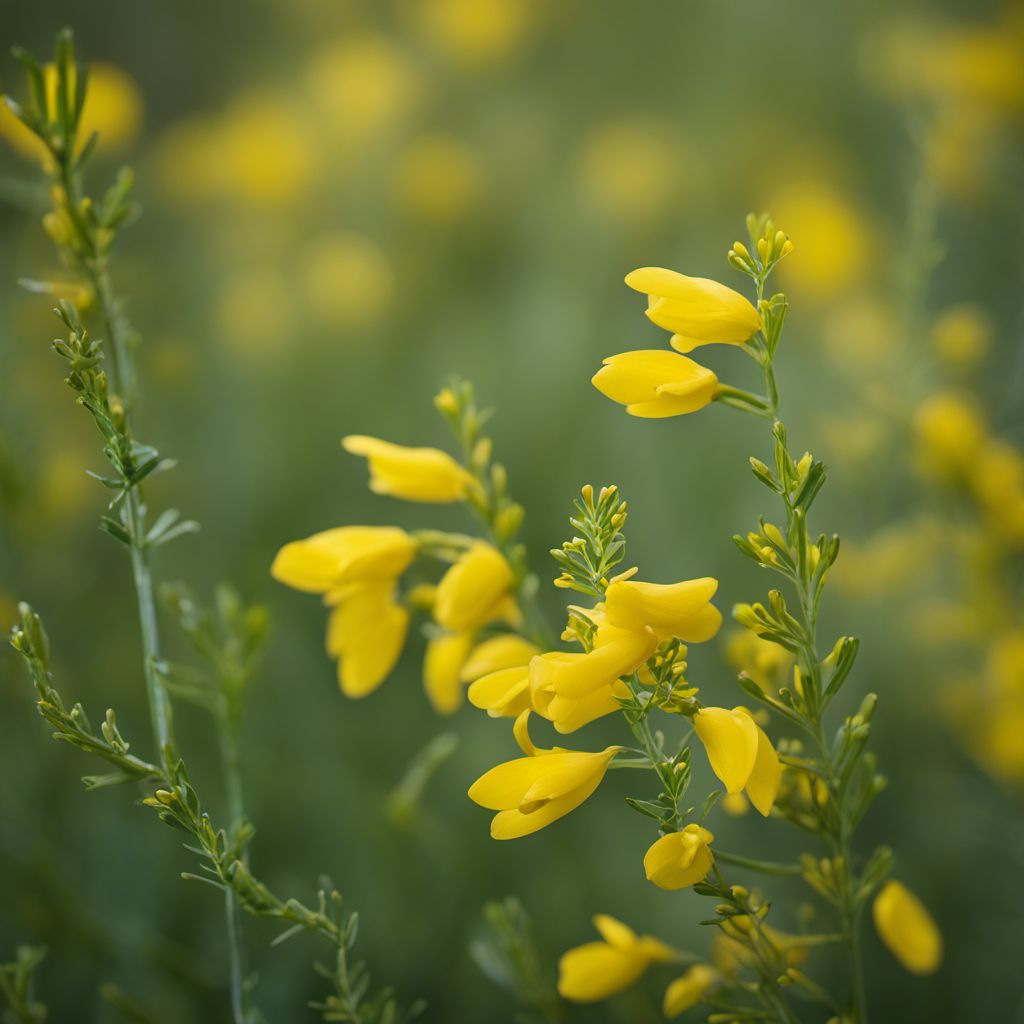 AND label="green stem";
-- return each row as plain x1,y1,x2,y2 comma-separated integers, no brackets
713,849,803,877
